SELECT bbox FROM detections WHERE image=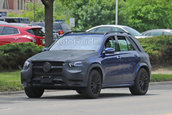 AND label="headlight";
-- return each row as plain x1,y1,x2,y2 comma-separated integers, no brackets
69,61,83,67
23,60,30,70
